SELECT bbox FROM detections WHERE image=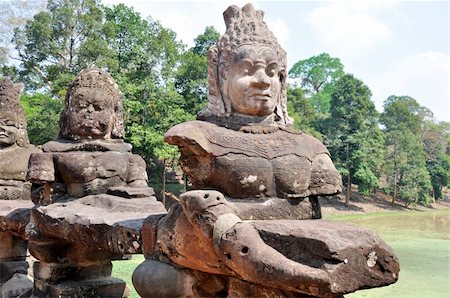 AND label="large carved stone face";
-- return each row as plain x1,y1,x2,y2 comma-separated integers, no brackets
0,112,20,147
226,45,281,116
66,87,115,139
